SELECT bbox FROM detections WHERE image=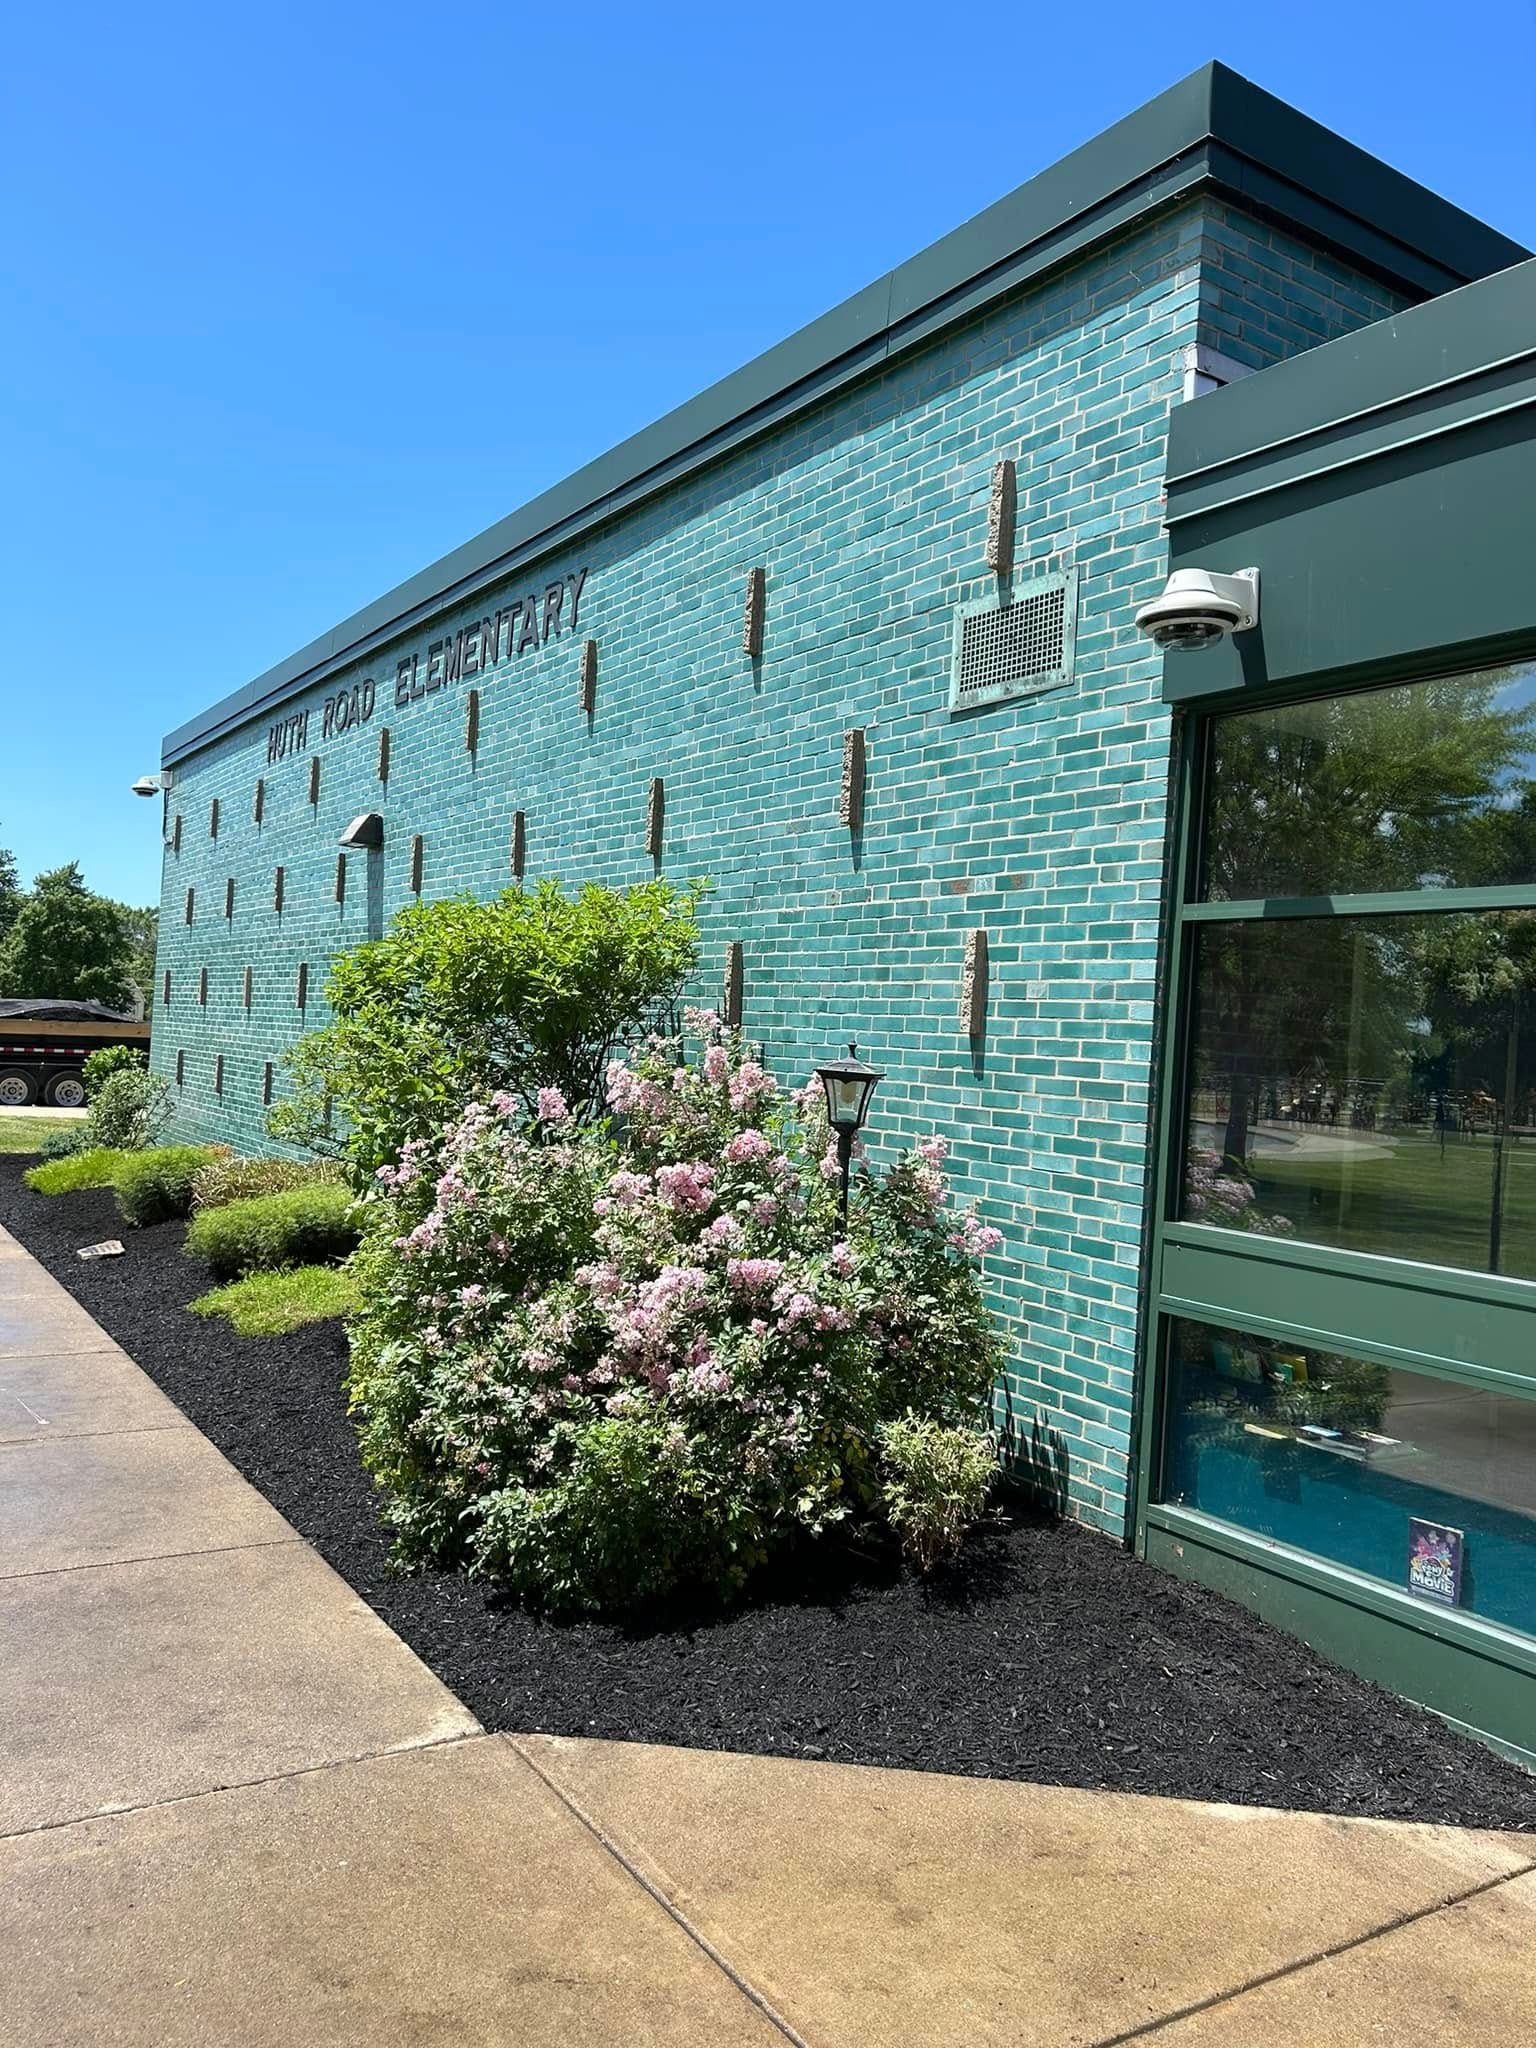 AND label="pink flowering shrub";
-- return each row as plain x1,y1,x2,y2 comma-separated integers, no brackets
346,1013,1004,1612
1184,1148,1295,1237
